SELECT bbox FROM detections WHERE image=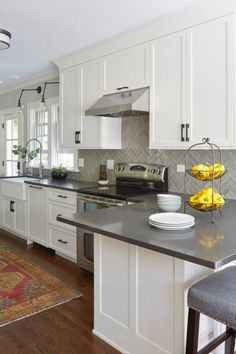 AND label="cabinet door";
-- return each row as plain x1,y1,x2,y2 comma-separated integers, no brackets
0,192,3,225
187,14,234,147
149,31,187,148
15,201,26,235
3,198,14,229
27,185,48,246
80,61,122,149
102,44,150,94
80,61,101,148
59,67,81,148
